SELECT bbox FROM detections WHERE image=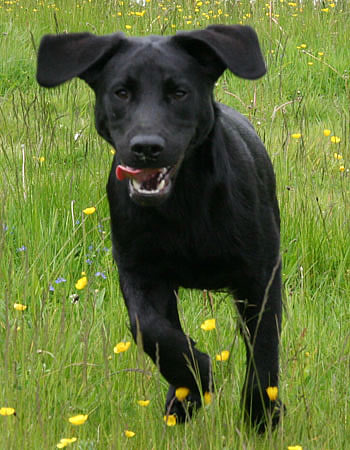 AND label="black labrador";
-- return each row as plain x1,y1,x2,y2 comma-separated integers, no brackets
36,24,283,432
